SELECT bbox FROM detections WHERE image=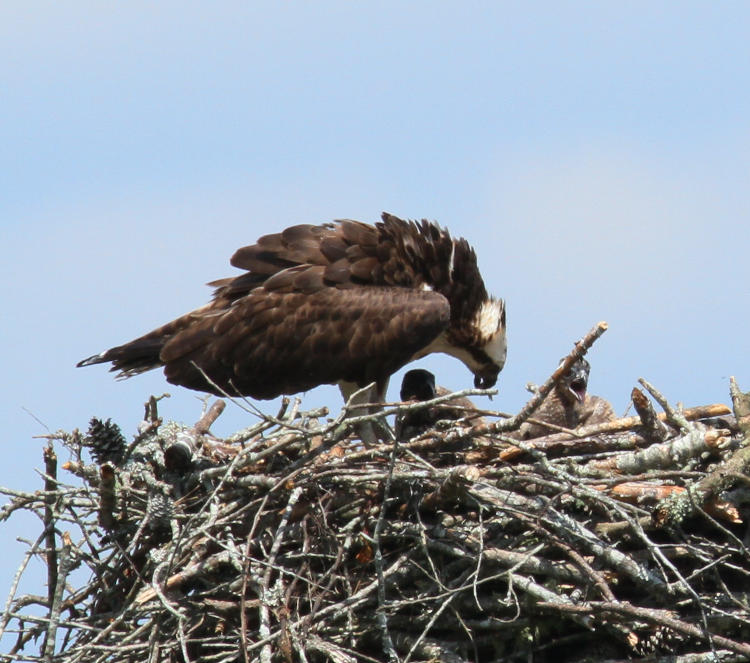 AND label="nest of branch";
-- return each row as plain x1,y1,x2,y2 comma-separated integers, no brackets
3,331,750,663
